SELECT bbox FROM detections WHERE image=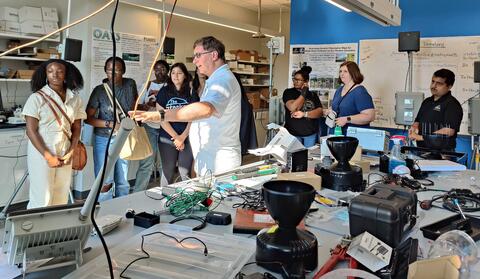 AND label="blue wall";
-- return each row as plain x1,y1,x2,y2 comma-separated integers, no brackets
291,0,480,44
290,0,480,166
